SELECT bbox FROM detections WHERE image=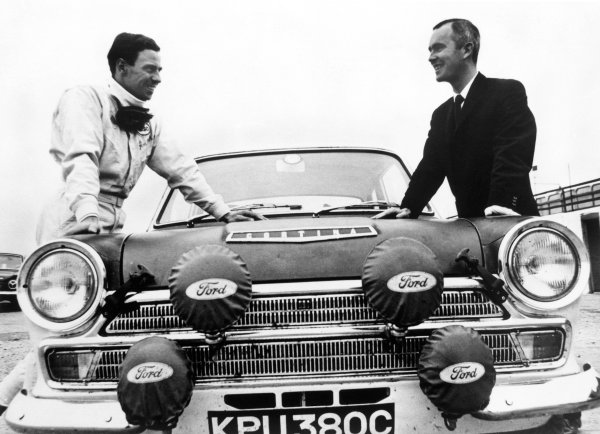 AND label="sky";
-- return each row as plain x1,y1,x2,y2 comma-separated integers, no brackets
1,0,599,256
